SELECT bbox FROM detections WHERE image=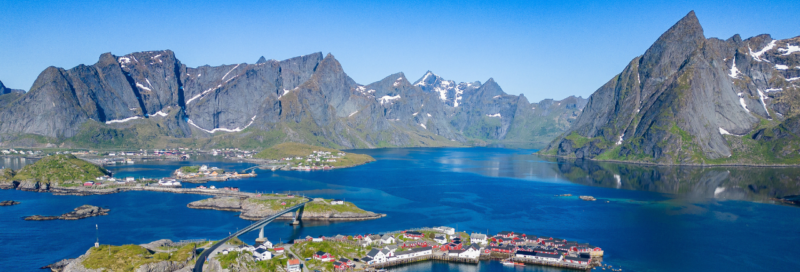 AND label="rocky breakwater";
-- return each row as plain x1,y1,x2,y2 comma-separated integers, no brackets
188,196,385,221
24,205,109,221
